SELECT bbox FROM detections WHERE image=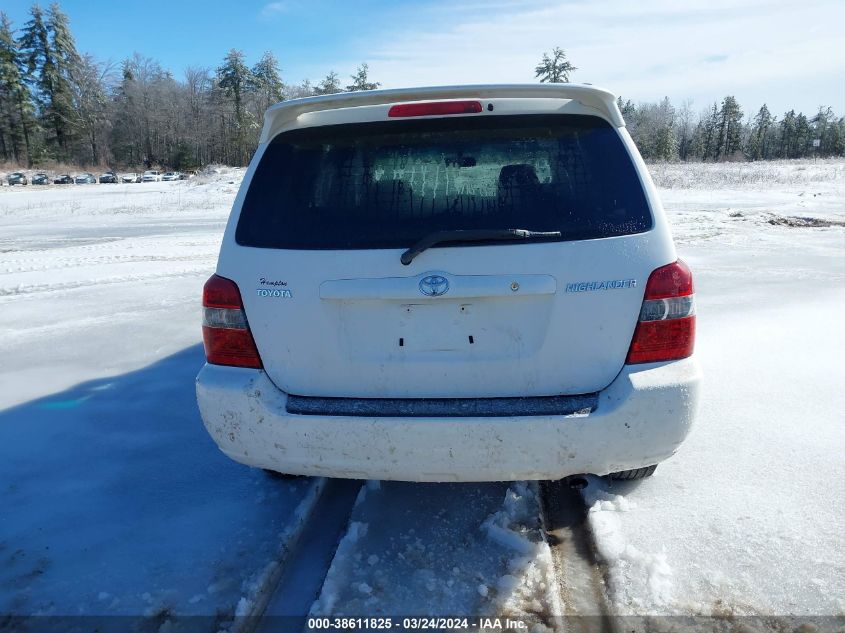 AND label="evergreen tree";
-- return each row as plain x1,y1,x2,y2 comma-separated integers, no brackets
18,5,49,82
794,113,811,158
313,71,342,95
45,3,81,149
534,47,576,83
688,121,705,160
18,5,52,146
748,104,772,160
19,3,81,156
217,49,253,127
0,12,36,163
252,50,283,113
217,49,255,164
716,95,743,159
346,63,380,91
109,59,138,165
825,116,844,157
651,96,676,160
779,110,797,158
700,103,719,161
